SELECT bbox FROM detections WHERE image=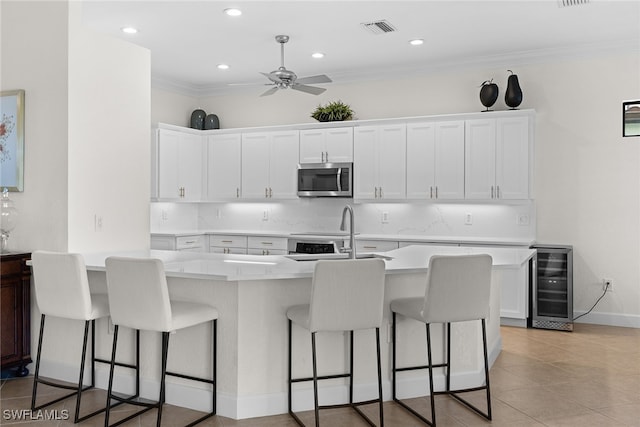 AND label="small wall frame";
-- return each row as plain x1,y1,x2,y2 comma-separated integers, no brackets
623,100,640,138
0,90,25,191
